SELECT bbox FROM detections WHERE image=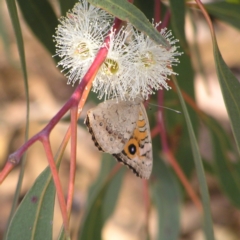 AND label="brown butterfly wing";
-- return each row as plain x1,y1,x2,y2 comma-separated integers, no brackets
85,99,140,154
113,103,152,179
